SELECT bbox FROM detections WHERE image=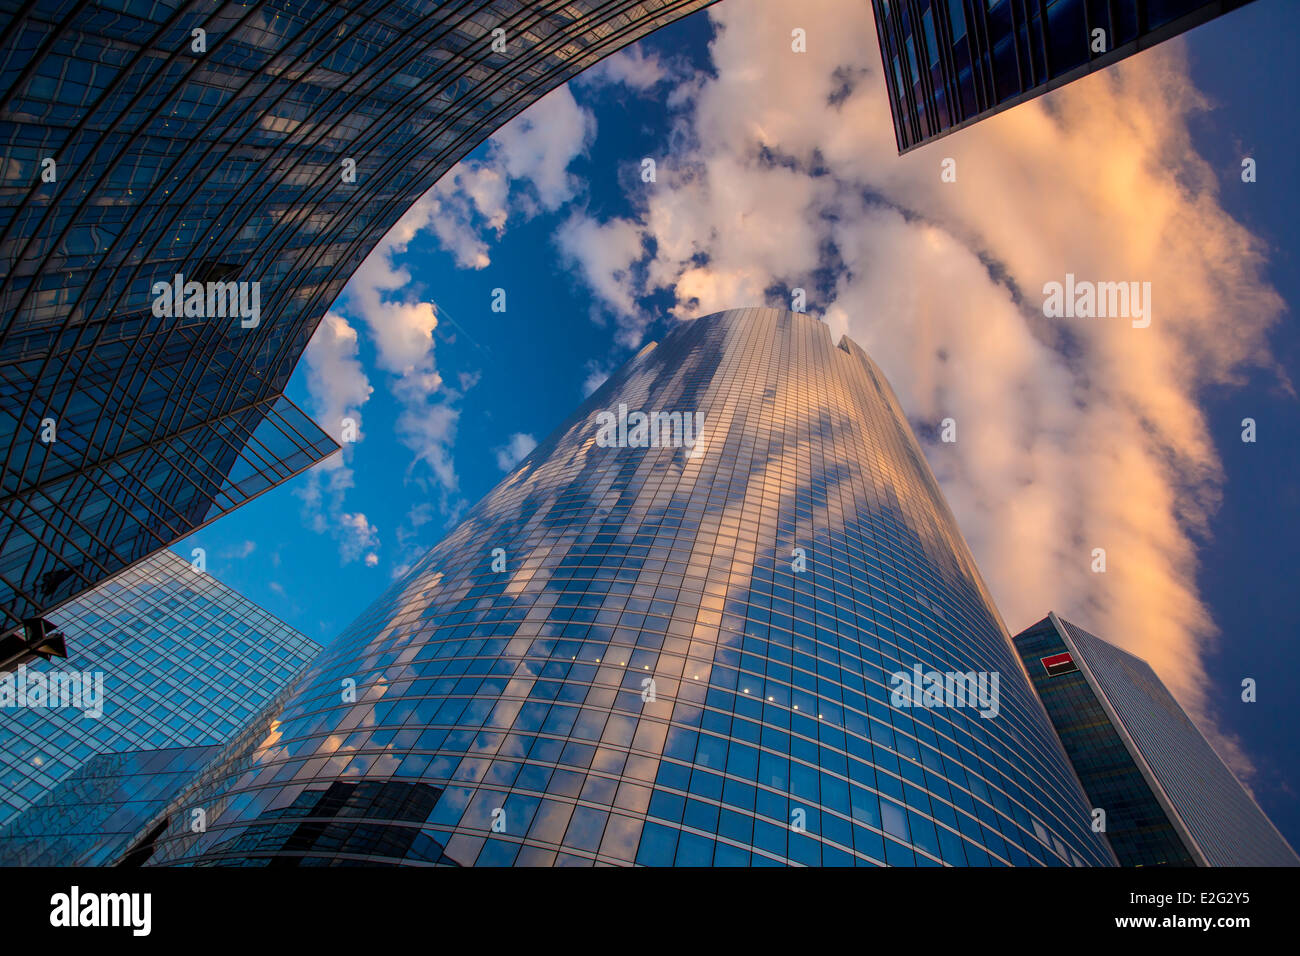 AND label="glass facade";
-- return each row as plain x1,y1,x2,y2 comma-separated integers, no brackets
871,0,1256,153
144,308,1115,867
0,744,222,866
1012,616,1196,866
0,546,320,858
1014,613,1300,867
0,0,714,633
